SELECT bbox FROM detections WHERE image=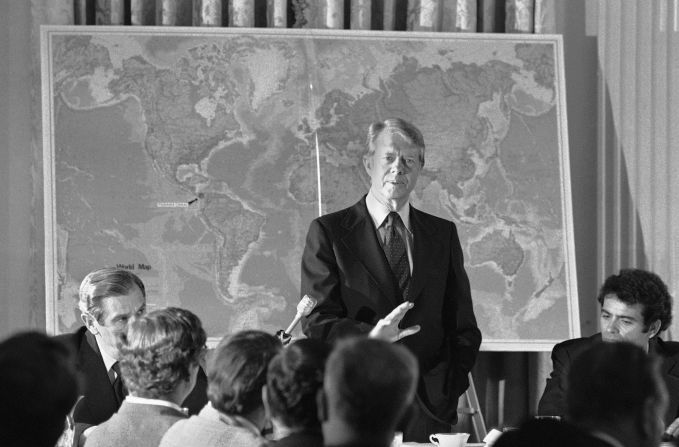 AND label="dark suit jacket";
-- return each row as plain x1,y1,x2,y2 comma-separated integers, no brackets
55,327,208,428
300,197,481,424
84,400,186,447
538,333,679,425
